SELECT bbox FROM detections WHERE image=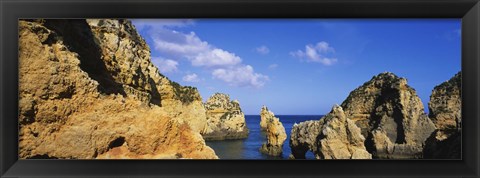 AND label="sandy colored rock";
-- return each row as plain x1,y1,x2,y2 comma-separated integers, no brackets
428,72,461,140
259,106,287,156
423,72,461,159
340,72,436,159
18,19,217,159
317,105,372,159
289,105,371,159
259,105,270,130
289,120,321,159
202,93,249,140
86,19,208,133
